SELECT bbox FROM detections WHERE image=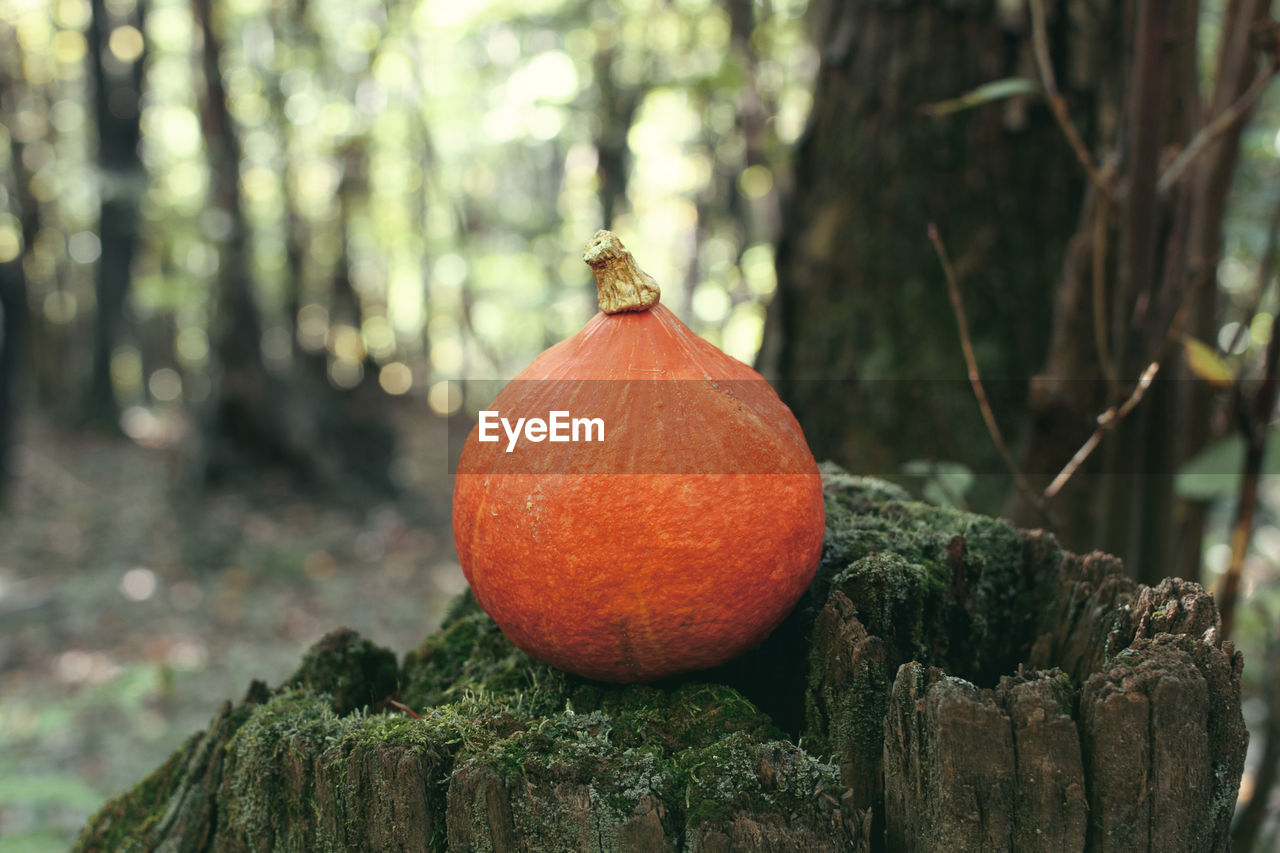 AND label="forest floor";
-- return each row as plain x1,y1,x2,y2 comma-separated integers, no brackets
0,399,467,851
